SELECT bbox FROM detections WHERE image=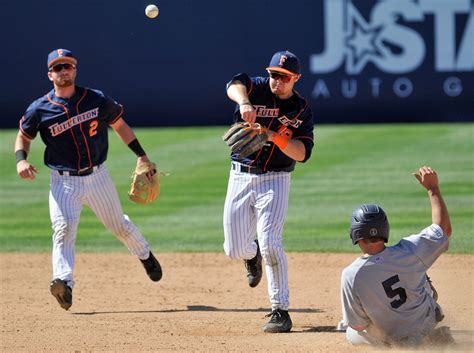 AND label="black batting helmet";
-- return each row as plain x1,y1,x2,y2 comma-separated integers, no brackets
349,204,389,245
